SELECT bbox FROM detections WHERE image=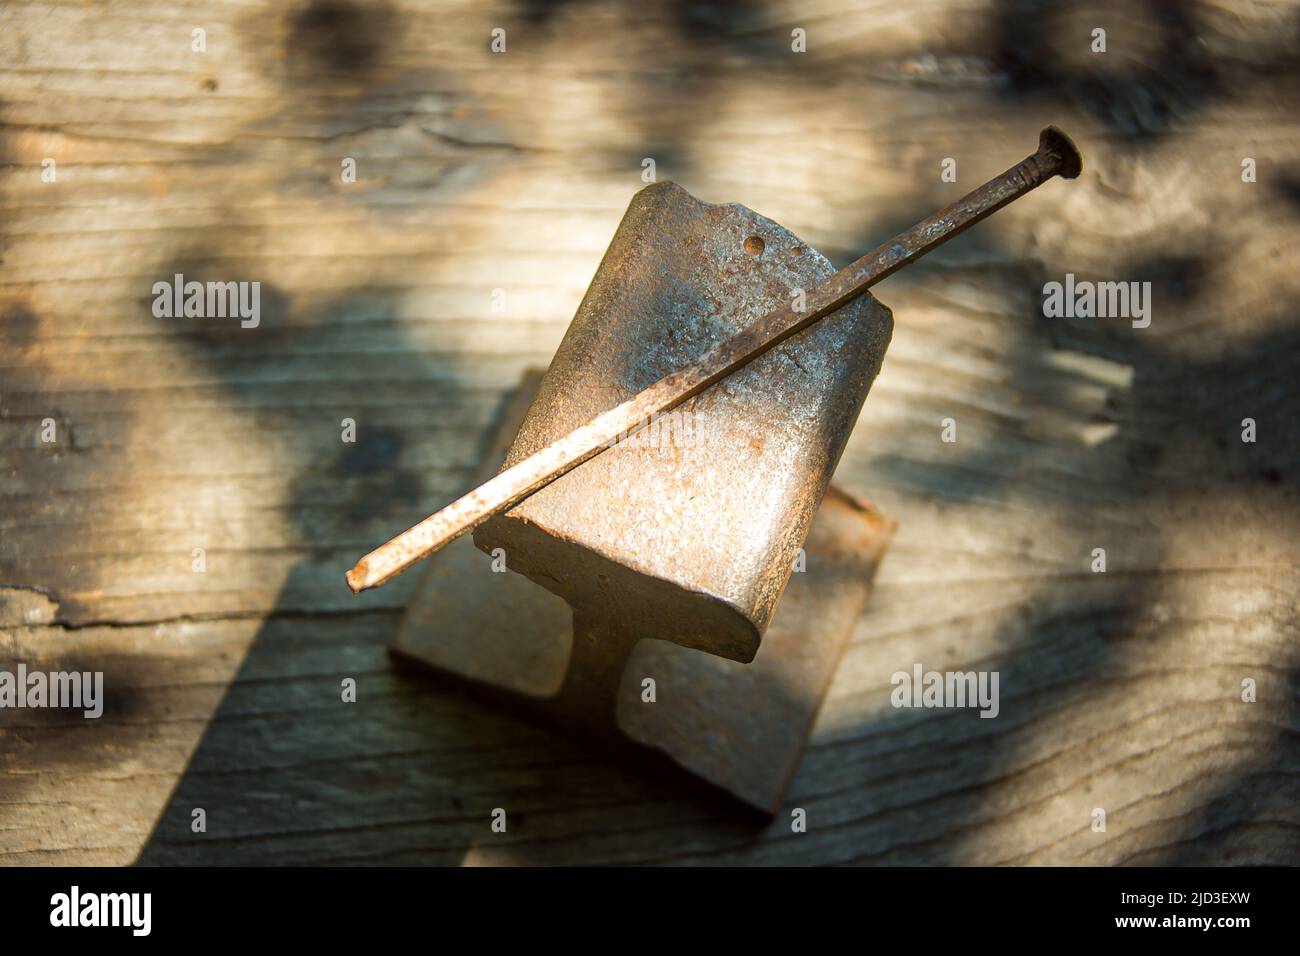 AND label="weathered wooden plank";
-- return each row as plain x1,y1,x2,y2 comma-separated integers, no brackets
1,0,1297,865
